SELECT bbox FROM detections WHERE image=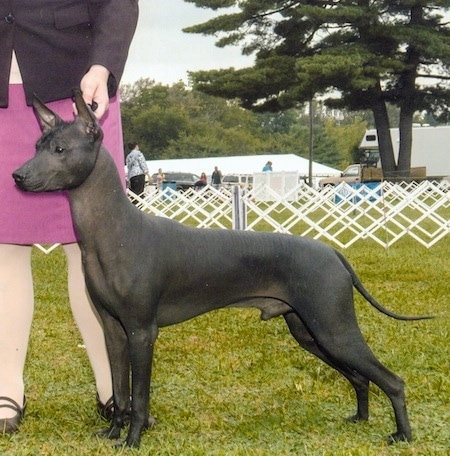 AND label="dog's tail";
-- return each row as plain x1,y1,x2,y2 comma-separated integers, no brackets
335,250,435,321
